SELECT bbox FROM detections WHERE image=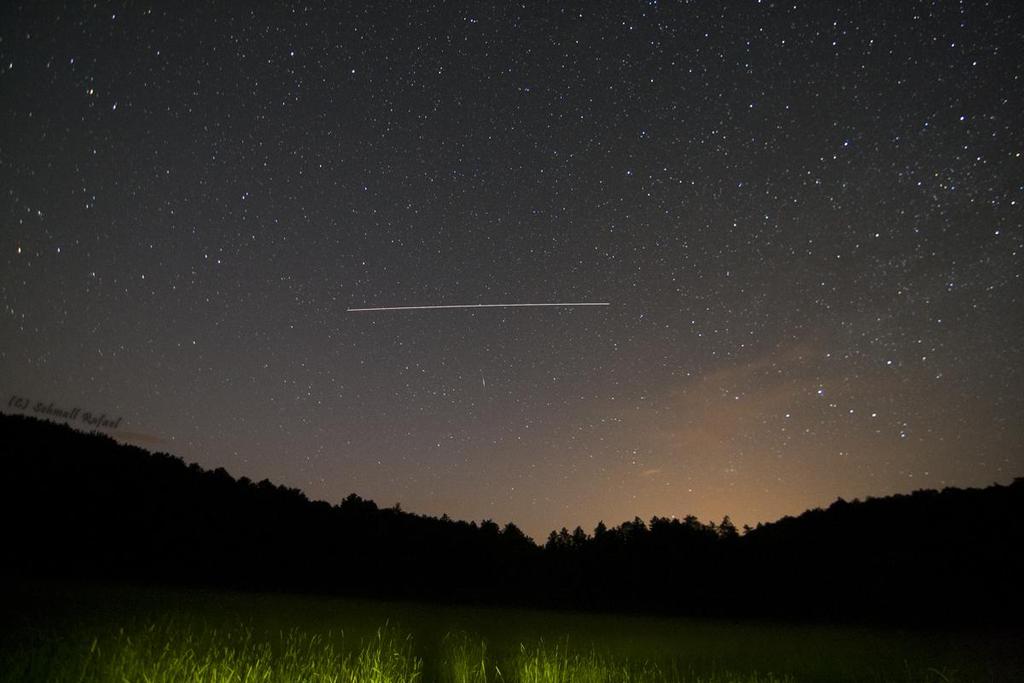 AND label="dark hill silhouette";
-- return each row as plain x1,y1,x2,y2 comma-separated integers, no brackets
737,487,1024,621
2,412,1021,623
0,413,539,602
